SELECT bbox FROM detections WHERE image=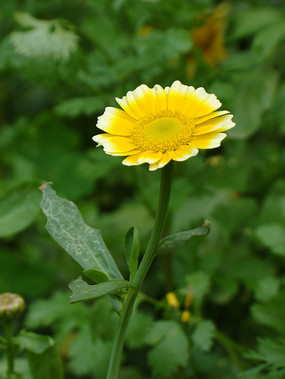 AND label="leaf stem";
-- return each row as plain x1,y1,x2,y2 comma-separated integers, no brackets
107,161,174,379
